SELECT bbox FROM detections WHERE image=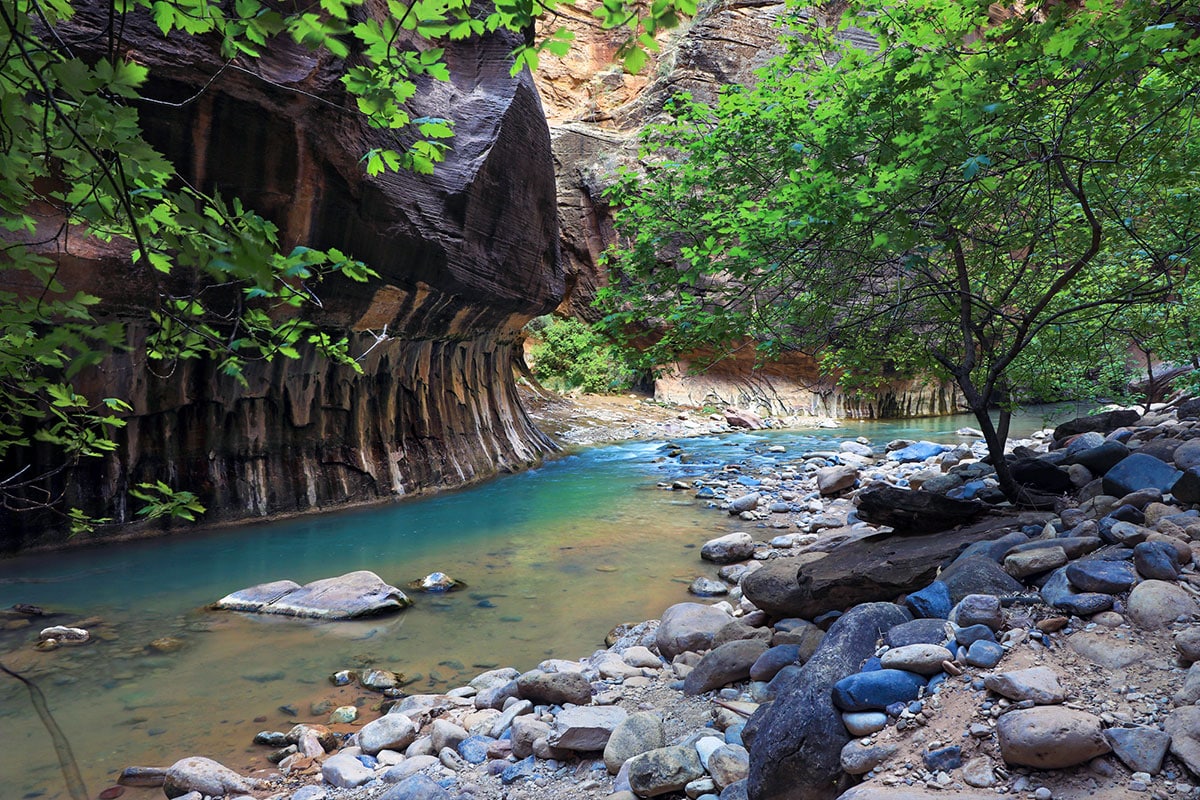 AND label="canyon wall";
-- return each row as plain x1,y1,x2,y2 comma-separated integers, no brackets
539,1,961,419
0,4,563,549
